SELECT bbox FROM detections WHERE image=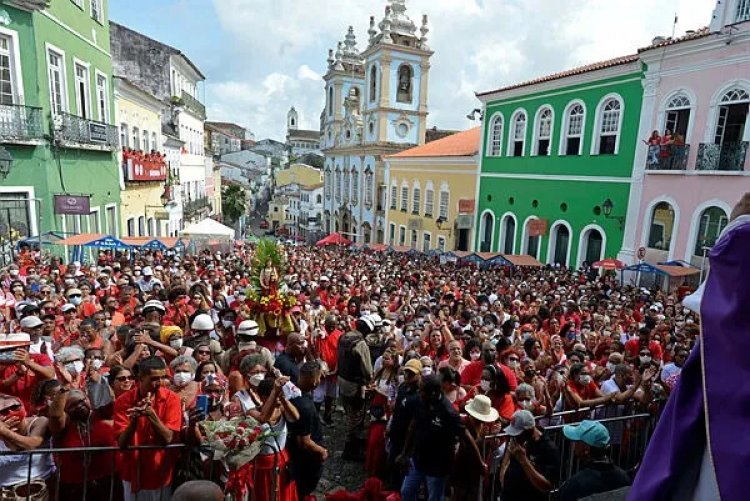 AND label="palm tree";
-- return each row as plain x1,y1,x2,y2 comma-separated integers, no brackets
222,185,247,223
